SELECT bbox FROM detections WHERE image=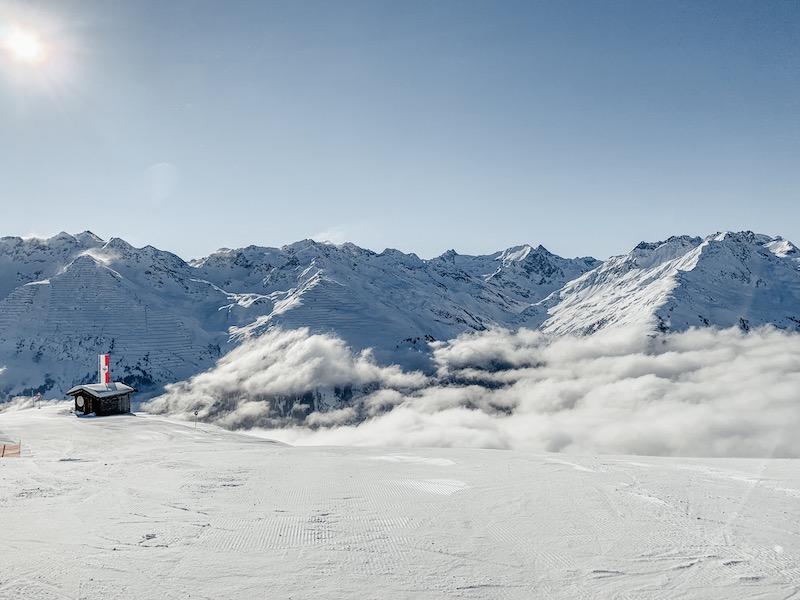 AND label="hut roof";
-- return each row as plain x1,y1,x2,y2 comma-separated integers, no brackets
66,382,135,399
